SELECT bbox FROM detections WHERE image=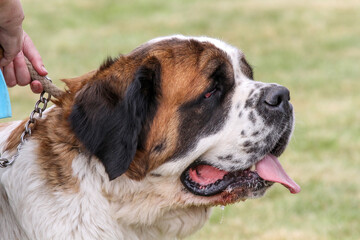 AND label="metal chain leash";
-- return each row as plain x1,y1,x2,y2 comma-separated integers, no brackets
0,76,52,168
